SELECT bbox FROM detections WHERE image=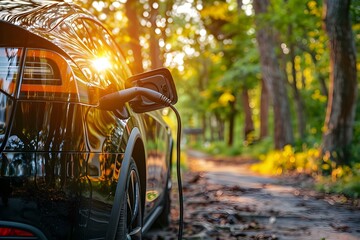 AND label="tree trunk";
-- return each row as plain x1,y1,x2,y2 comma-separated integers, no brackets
149,0,163,69
237,0,255,144
260,78,269,139
209,115,215,142
322,0,357,165
202,113,207,142
199,56,209,142
228,101,236,146
216,114,225,141
242,89,255,143
253,0,294,149
125,0,144,74
289,42,306,139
